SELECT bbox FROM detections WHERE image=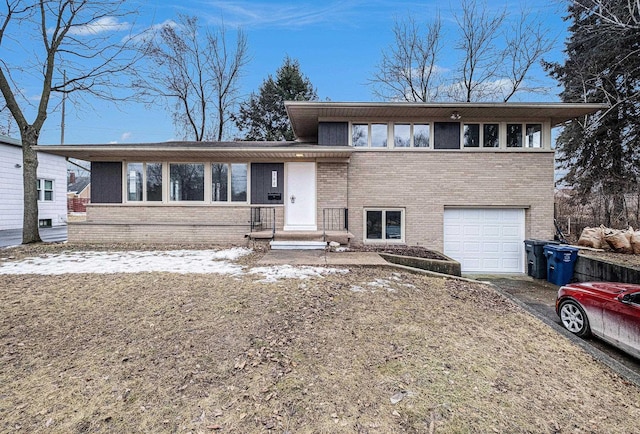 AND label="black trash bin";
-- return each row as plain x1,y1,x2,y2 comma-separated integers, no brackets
524,239,559,279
